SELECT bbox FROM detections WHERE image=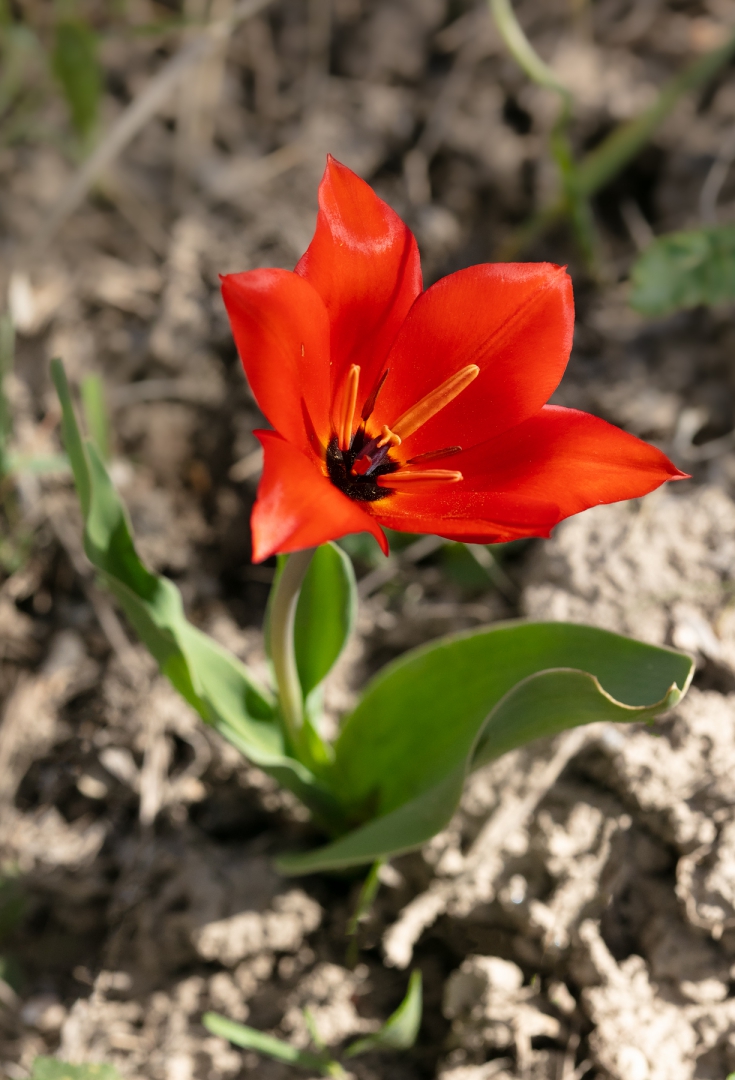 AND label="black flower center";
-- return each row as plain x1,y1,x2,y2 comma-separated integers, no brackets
326,433,398,502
